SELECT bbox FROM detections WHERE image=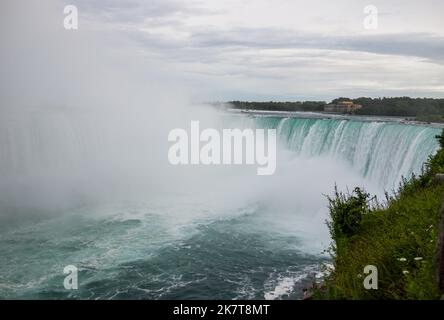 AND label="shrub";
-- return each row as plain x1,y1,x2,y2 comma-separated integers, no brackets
327,186,371,239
